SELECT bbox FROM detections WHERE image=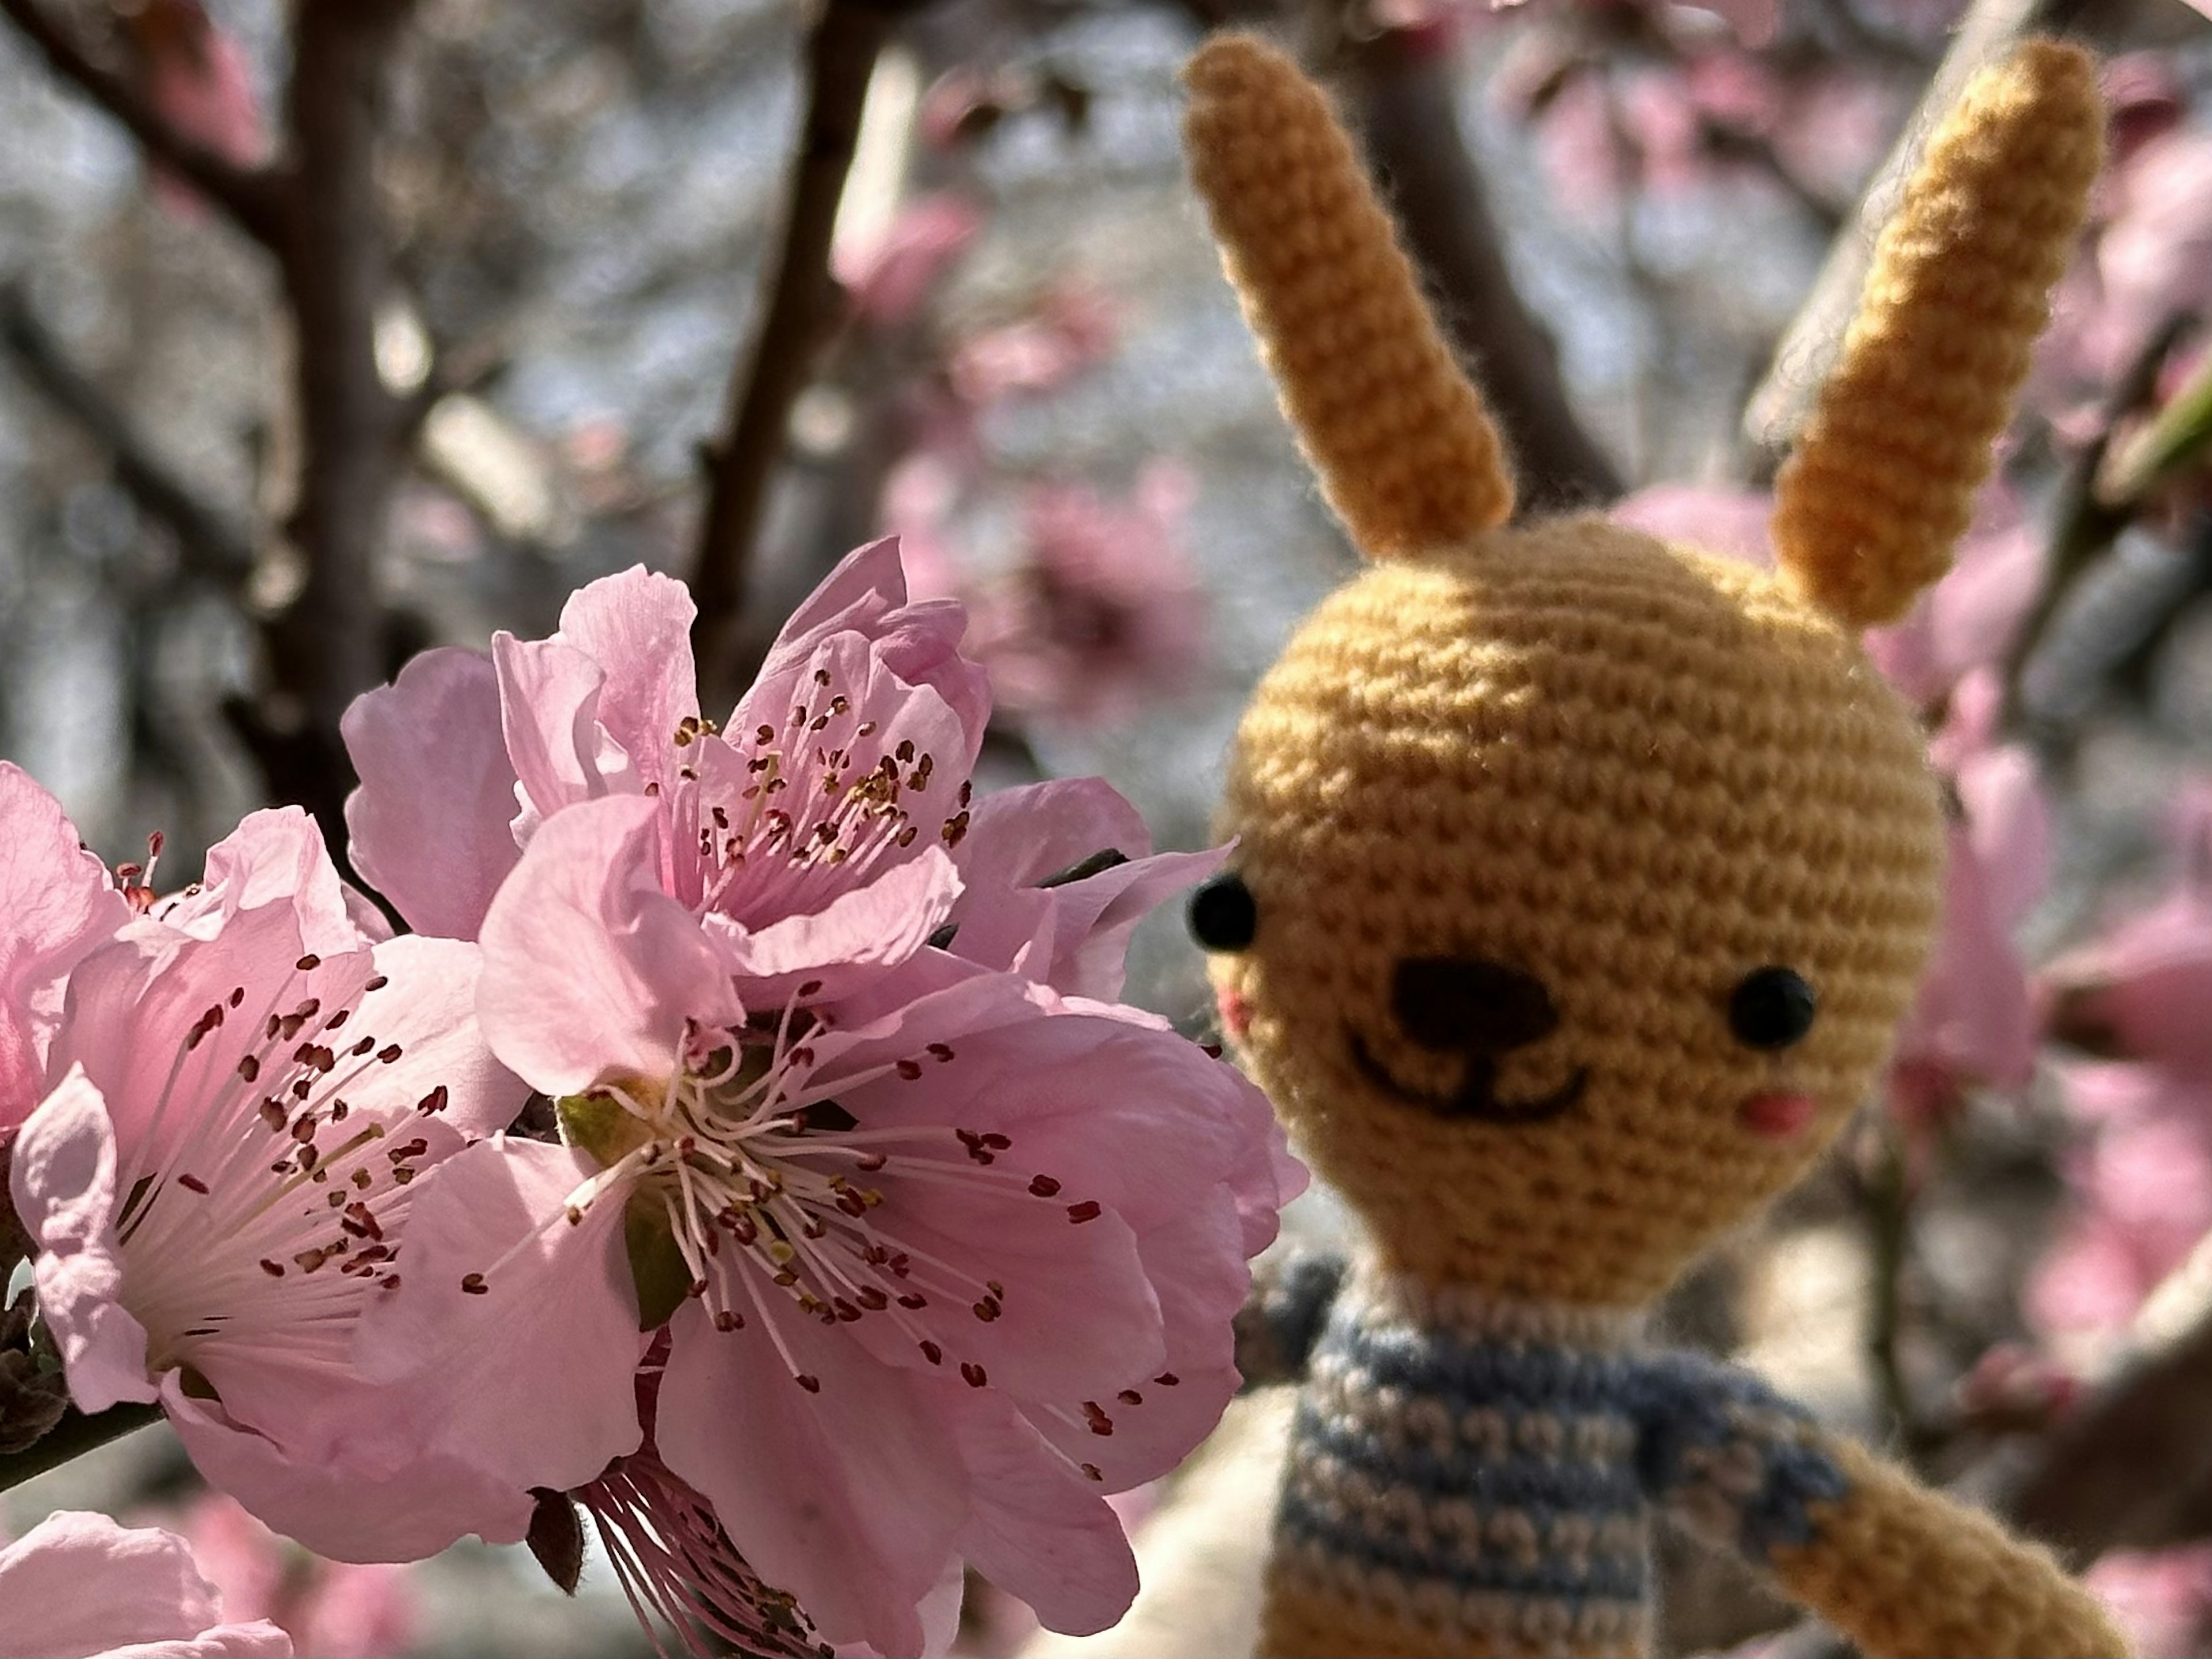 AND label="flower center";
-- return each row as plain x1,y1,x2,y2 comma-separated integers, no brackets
547,998,1098,1404
652,674,973,920
111,950,451,1380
